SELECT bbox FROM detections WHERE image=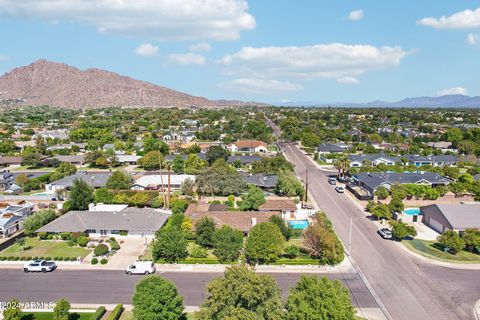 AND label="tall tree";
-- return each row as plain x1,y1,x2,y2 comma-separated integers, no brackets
245,222,285,264
152,227,188,262
240,185,266,211
69,178,94,210
195,265,283,320
196,159,246,196
195,217,216,248
206,145,229,165
106,170,132,190
285,276,356,320
132,276,185,320
212,225,244,263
